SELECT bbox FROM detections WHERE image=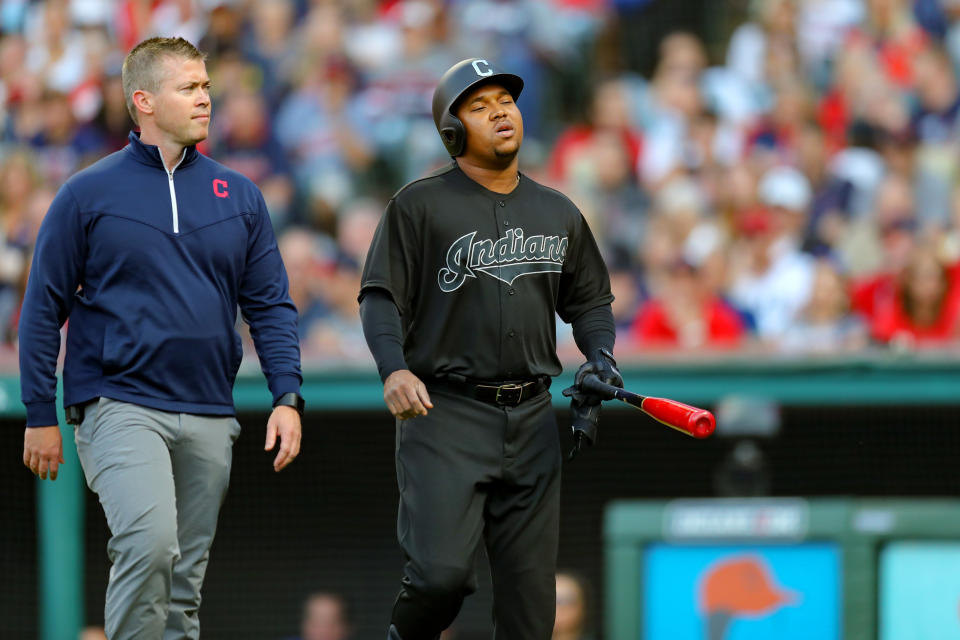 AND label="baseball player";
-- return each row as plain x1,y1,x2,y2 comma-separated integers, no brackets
359,58,621,639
